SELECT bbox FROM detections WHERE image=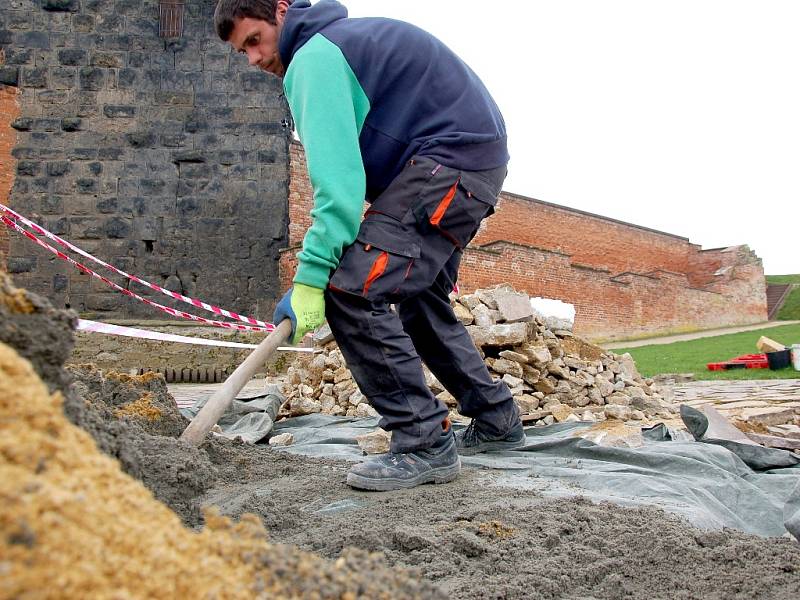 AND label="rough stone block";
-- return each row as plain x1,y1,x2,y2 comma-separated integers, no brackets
72,14,95,32
103,105,135,118
4,48,33,65
11,118,33,132
42,0,80,12
46,161,71,177
155,90,193,106
79,67,105,90
160,134,186,148
85,294,119,312
57,48,87,65
90,51,124,68
8,257,37,274
96,197,117,214
117,68,137,89
95,14,124,34
53,273,69,292
50,66,76,89
268,433,294,447
740,407,796,427
97,147,124,160
467,323,528,347
604,404,633,421
352,428,392,454
103,217,132,239
17,161,41,177
496,290,534,323
124,131,155,148
0,67,20,87
17,31,51,49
